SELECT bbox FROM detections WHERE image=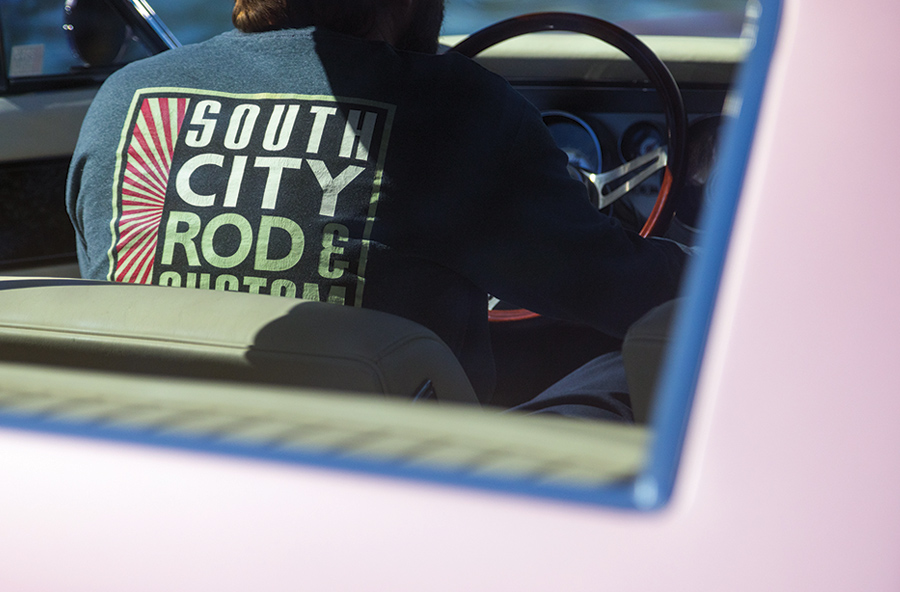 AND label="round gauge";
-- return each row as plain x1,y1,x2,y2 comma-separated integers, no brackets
542,111,603,175
619,121,664,163
673,115,725,229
